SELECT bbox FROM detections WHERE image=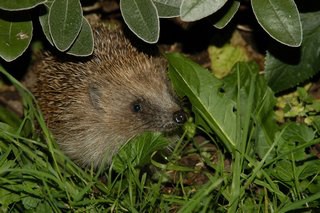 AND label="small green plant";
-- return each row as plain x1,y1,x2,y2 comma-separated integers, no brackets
167,53,320,212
